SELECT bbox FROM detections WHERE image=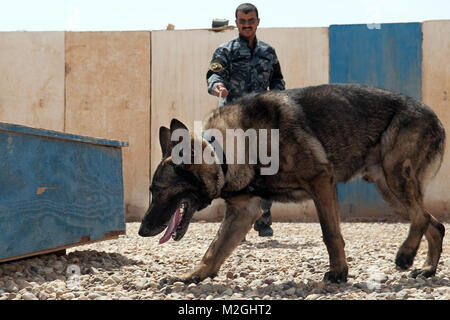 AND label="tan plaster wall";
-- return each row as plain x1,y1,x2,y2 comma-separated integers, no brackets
422,21,450,219
65,32,151,221
257,27,330,88
0,32,65,131
150,29,233,174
